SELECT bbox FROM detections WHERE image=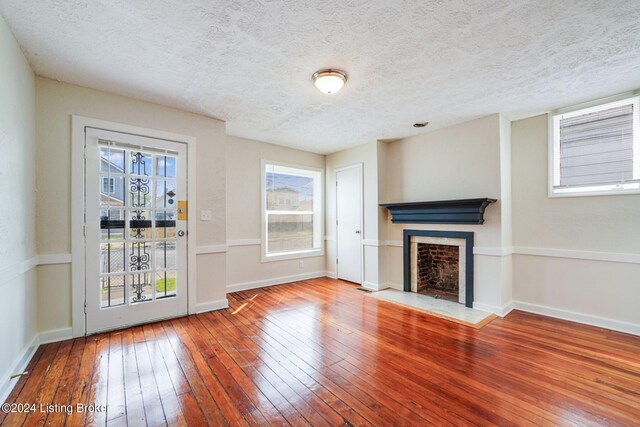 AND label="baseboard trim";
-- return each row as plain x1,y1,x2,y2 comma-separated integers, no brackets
227,271,328,293
513,301,640,336
195,298,229,314
0,334,39,405
362,281,390,292
1,326,74,404
325,271,337,279
38,327,74,344
385,282,403,291
473,301,514,317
